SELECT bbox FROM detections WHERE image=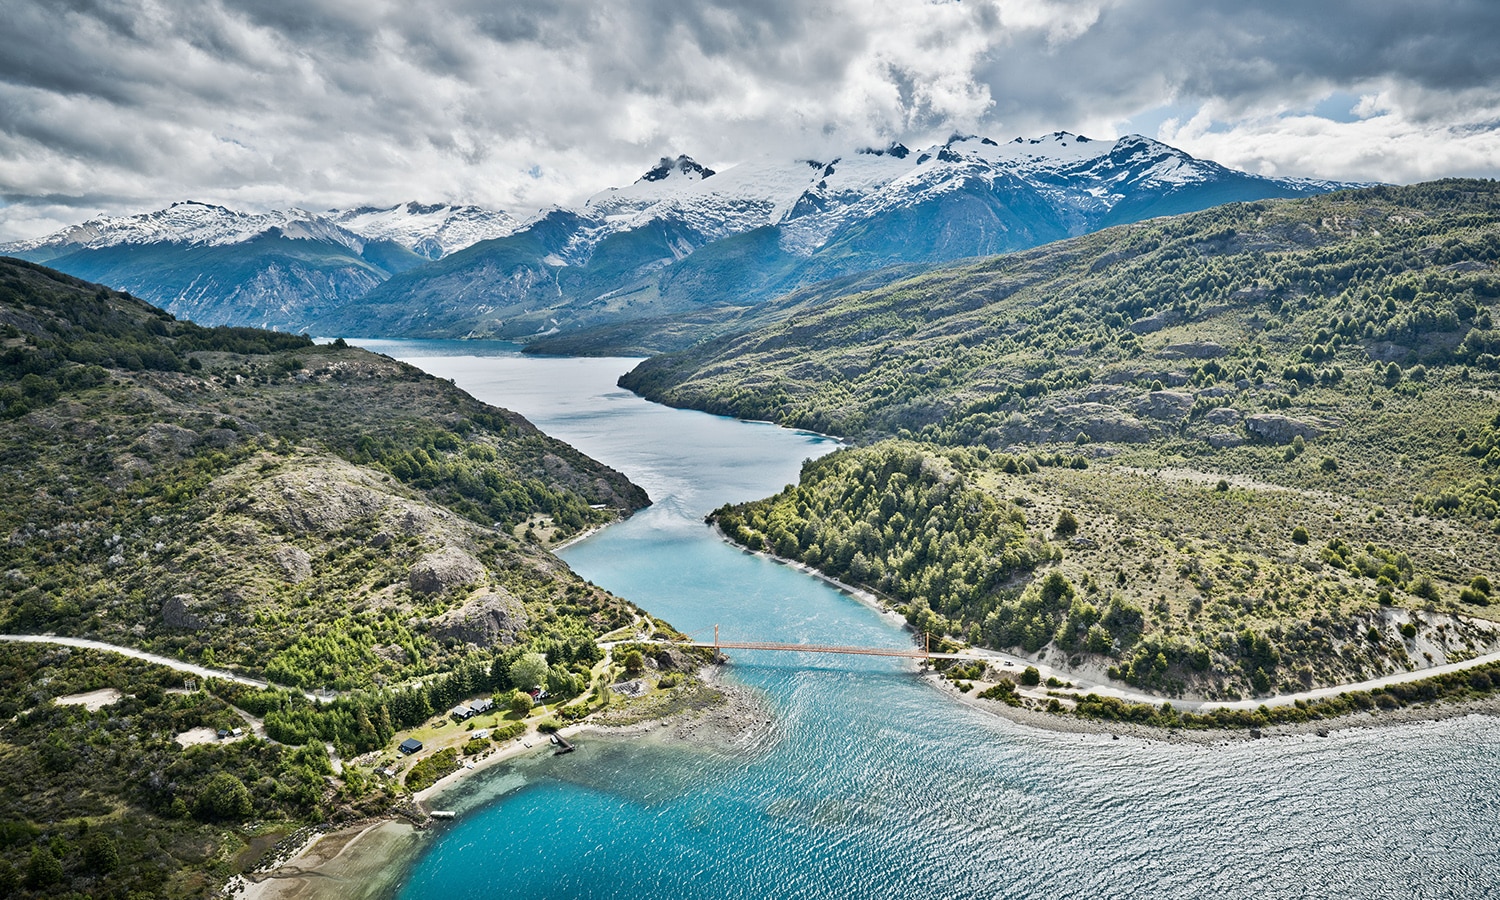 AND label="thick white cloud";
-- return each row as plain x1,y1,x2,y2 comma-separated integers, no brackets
1,0,1497,241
